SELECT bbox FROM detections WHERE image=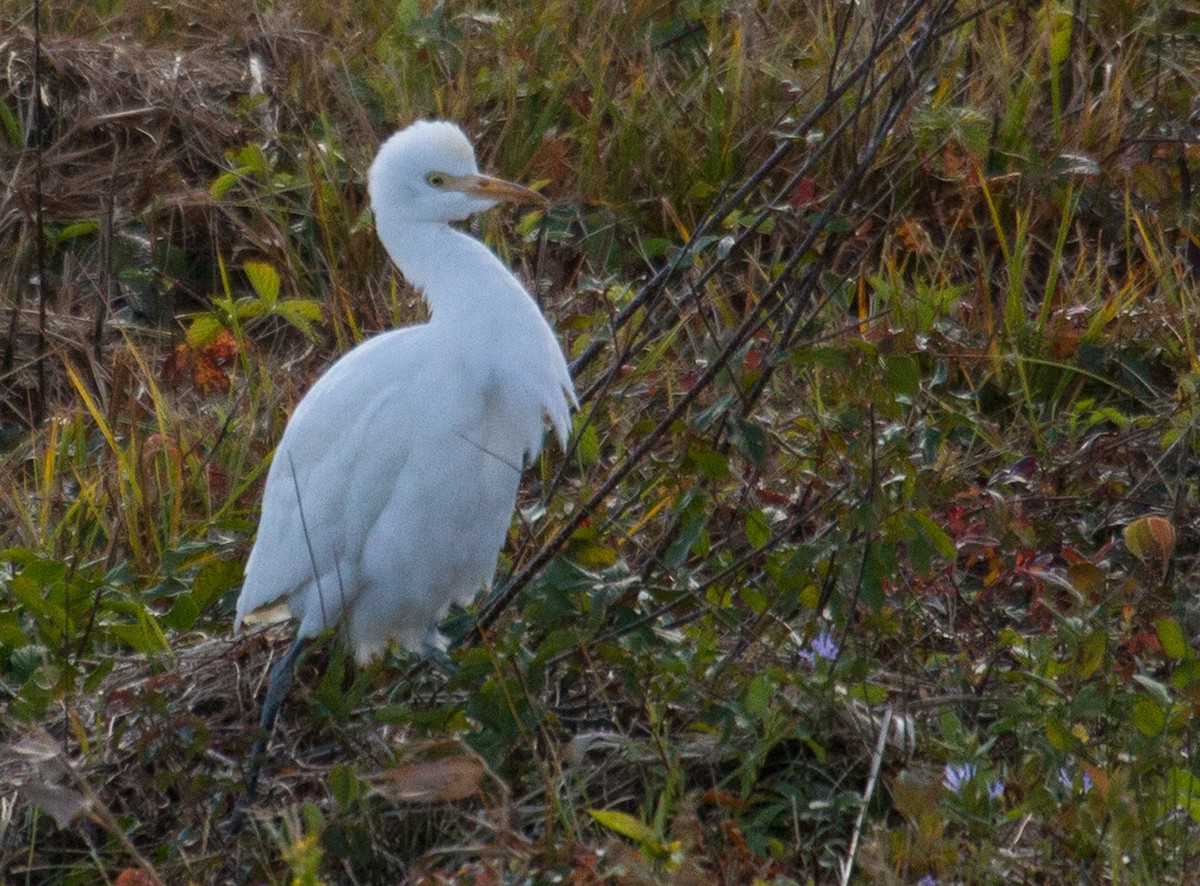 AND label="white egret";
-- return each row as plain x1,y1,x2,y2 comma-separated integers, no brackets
235,120,575,799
